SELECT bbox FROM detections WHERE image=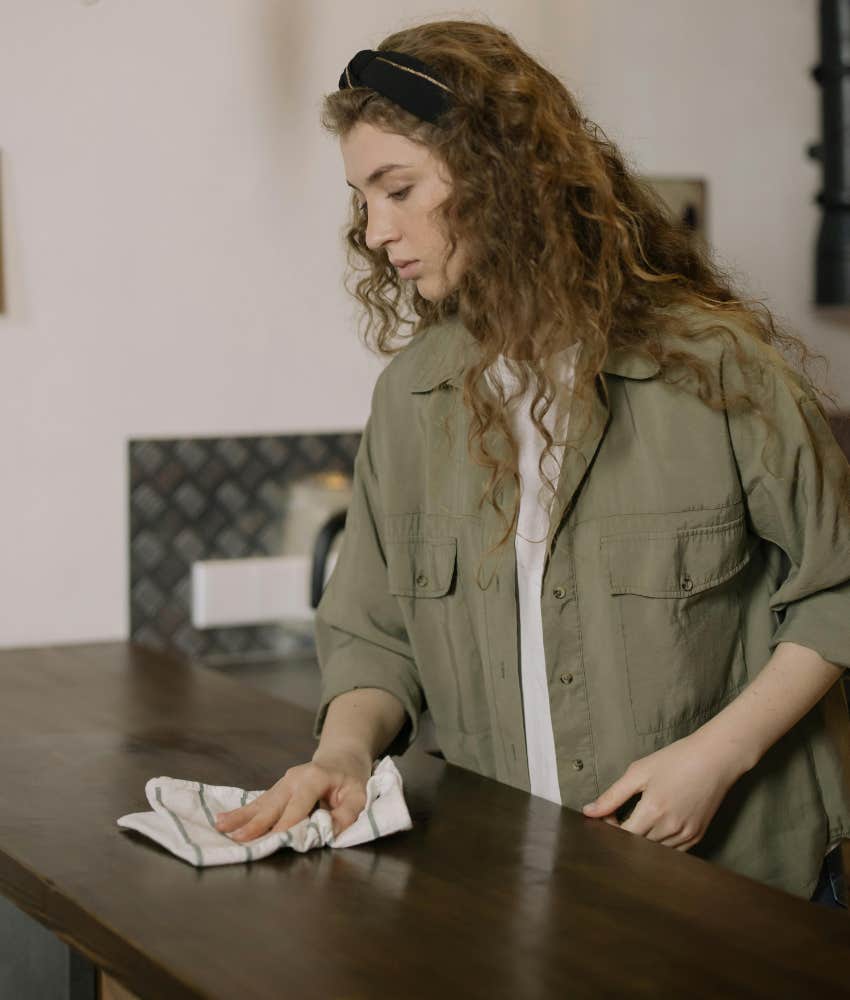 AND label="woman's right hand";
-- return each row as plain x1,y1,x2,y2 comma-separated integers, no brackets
213,747,373,842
